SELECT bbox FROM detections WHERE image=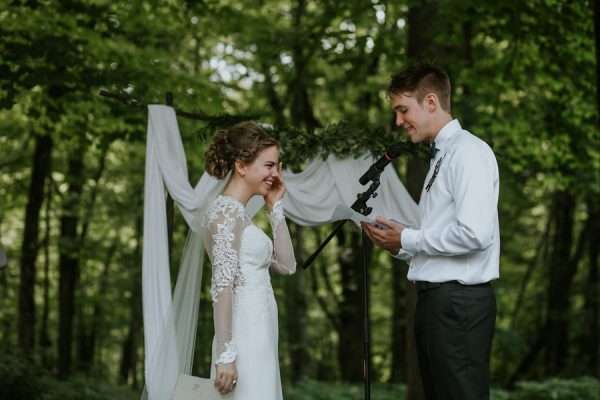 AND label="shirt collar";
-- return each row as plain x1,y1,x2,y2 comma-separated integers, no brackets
432,119,461,151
